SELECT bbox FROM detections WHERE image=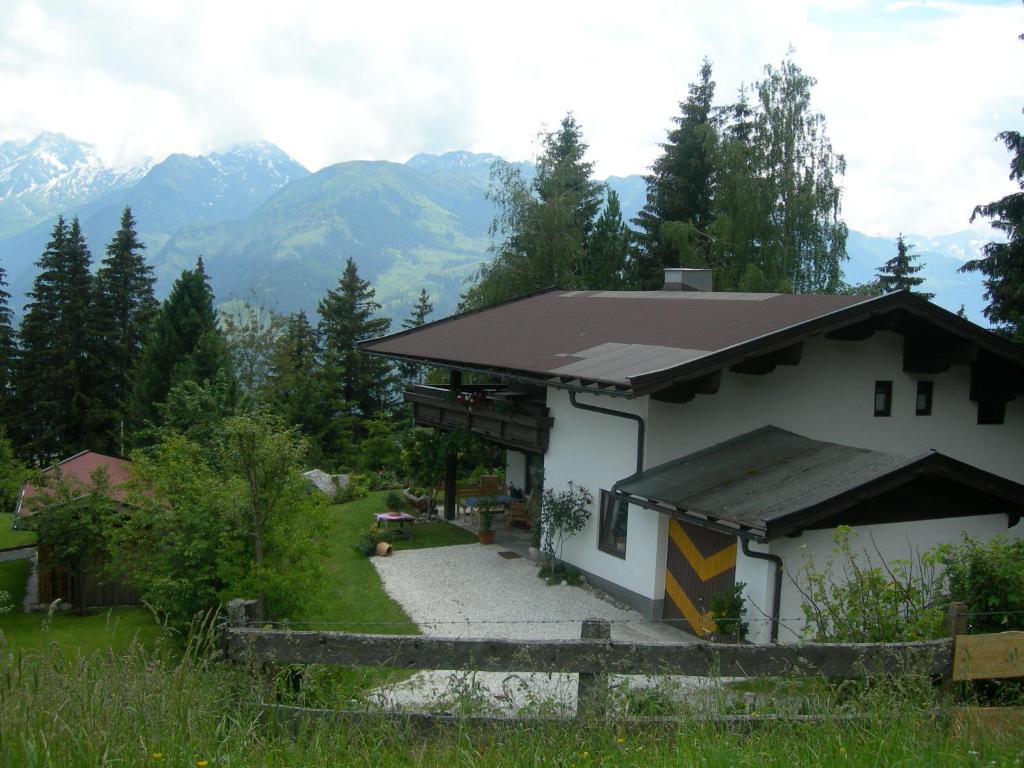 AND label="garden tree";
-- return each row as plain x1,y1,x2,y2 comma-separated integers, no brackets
876,235,934,299
463,114,603,309
27,467,118,614
262,310,331,462
836,280,884,297
156,377,238,449
318,258,393,443
115,413,329,629
355,417,407,473
221,301,285,405
583,188,630,289
130,258,234,436
114,433,241,628
215,412,329,618
14,216,102,460
632,59,718,288
93,207,158,454
398,288,434,386
0,261,16,418
959,115,1024,341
